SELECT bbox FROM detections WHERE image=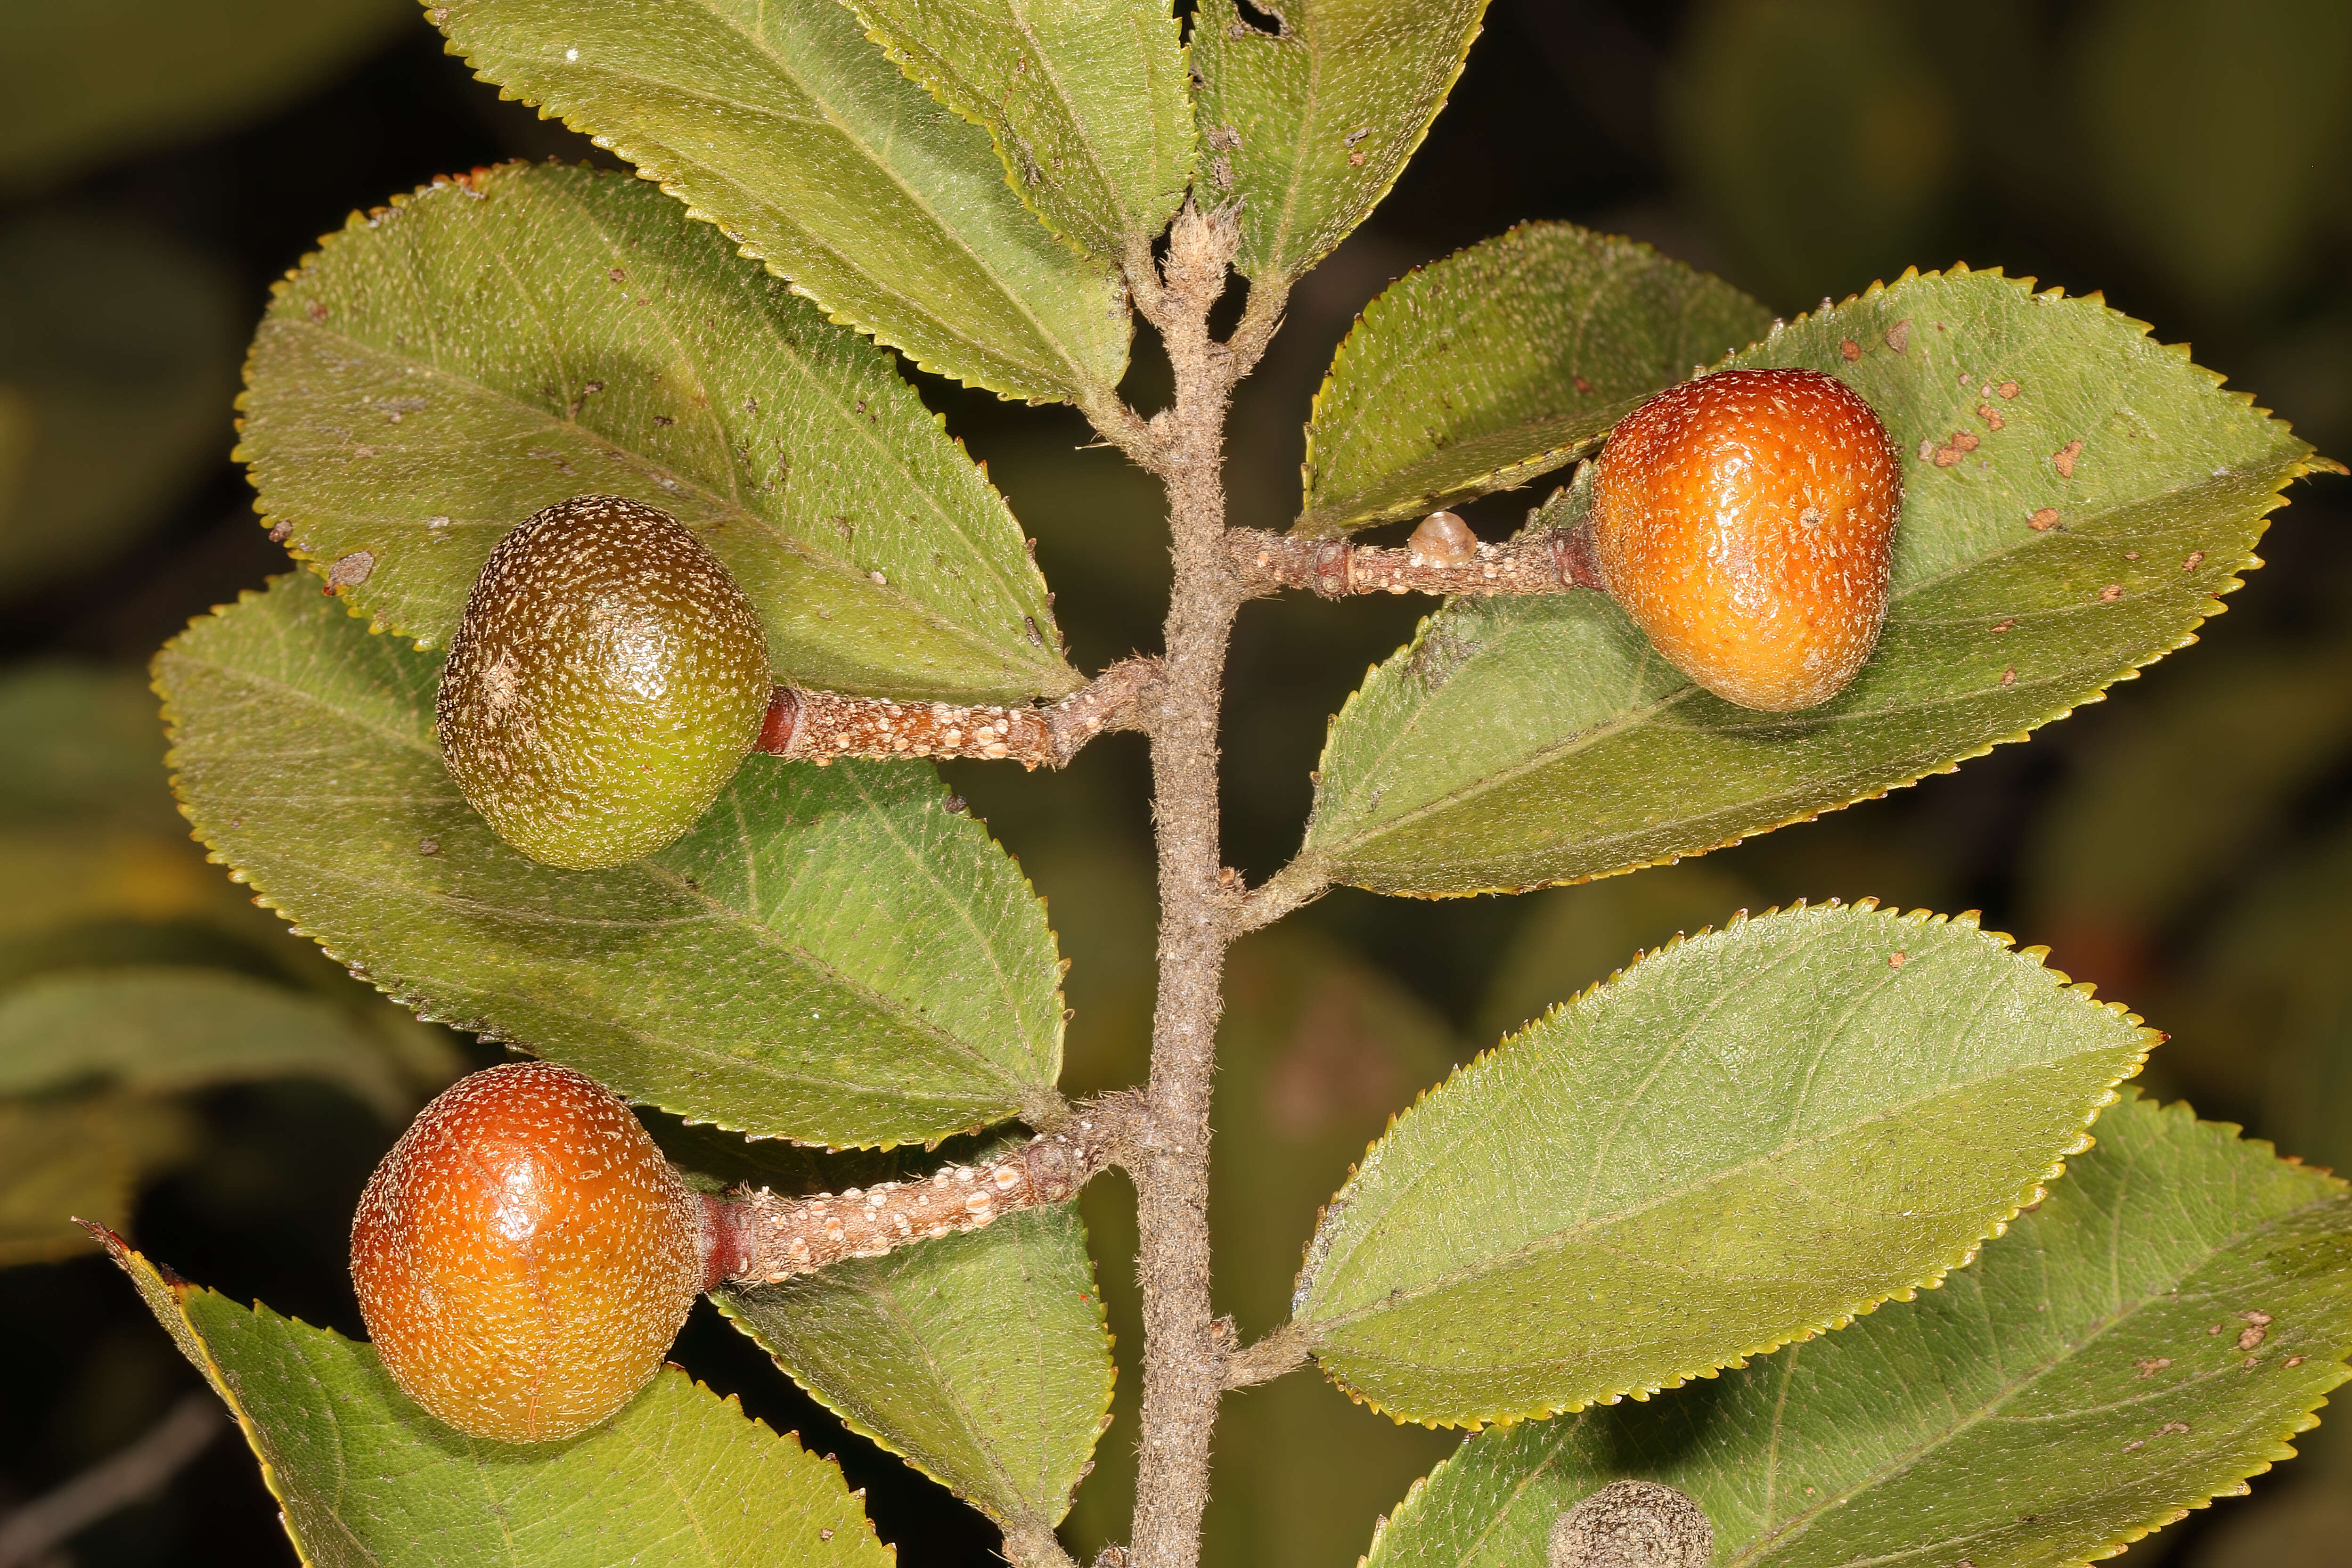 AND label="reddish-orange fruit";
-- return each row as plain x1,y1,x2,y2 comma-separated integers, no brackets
351,1061,723,1443
1587,368,1901,710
